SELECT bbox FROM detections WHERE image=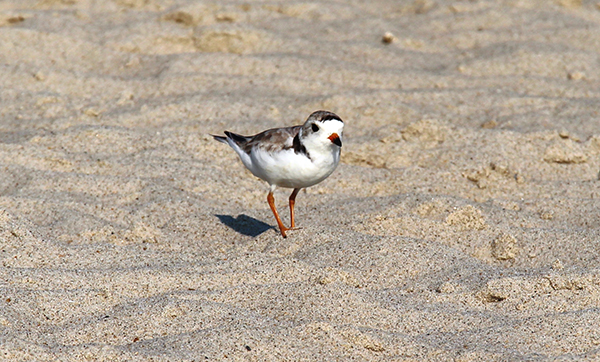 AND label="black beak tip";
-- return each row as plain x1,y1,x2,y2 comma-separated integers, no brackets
333,138,342,147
